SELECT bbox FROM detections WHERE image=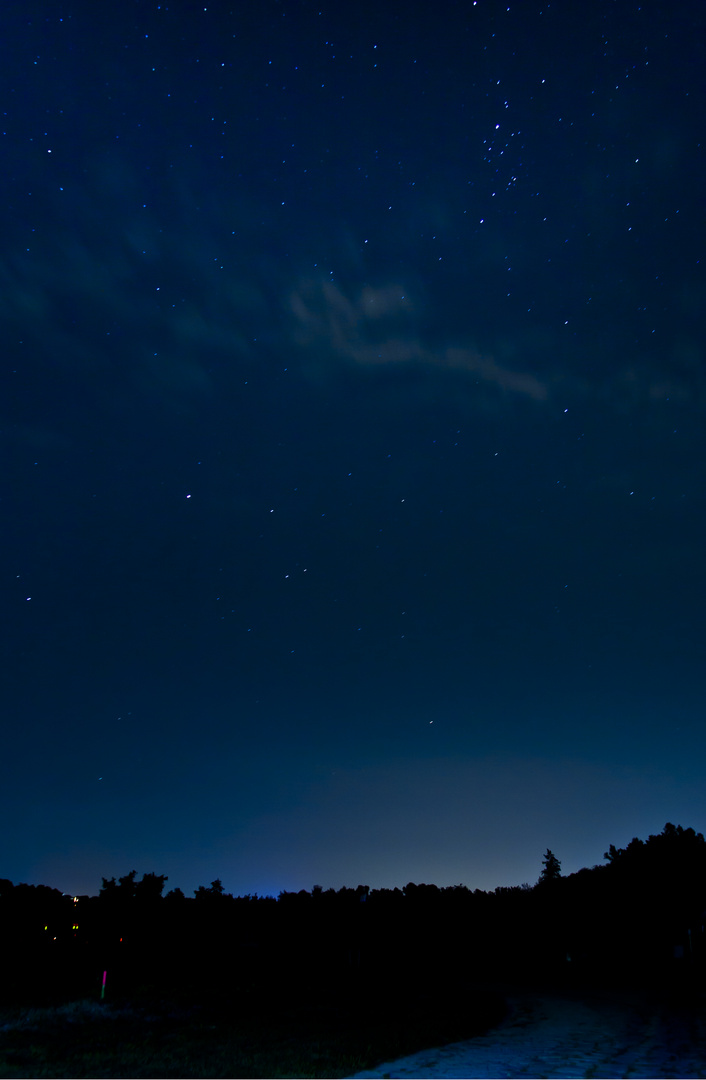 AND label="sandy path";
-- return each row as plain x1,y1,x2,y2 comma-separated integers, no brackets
348,989,706,1079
